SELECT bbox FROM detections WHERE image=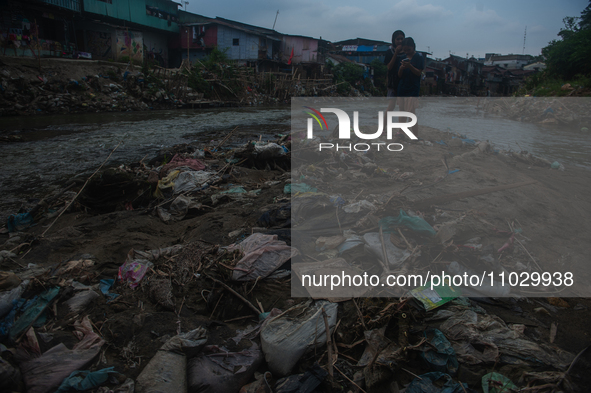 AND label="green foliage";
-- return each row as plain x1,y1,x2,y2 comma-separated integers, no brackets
186,47,242,99
542,1,591,80
518,74,591,96
336,81,352,95
332,62,364,86
370,58,387,94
